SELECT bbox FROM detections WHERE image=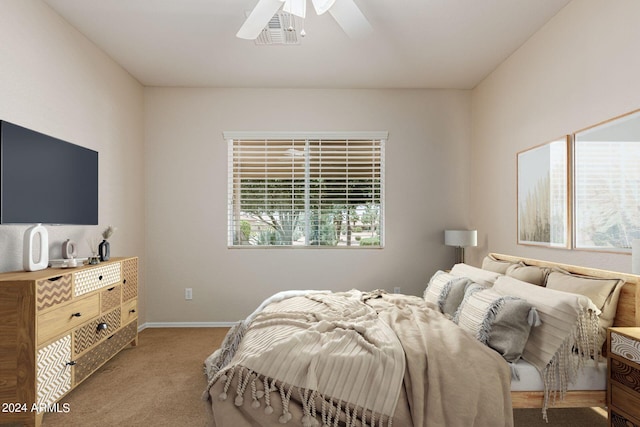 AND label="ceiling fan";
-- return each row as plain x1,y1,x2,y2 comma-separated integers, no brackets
237,0,372,40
